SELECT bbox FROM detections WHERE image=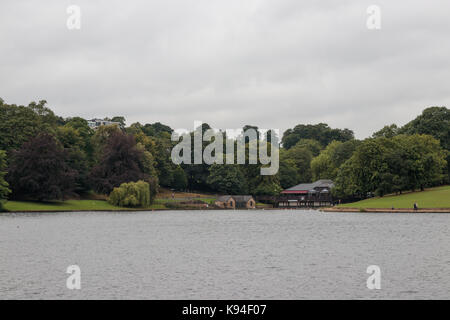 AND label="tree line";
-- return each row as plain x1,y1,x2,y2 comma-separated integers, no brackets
0,97,448,209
